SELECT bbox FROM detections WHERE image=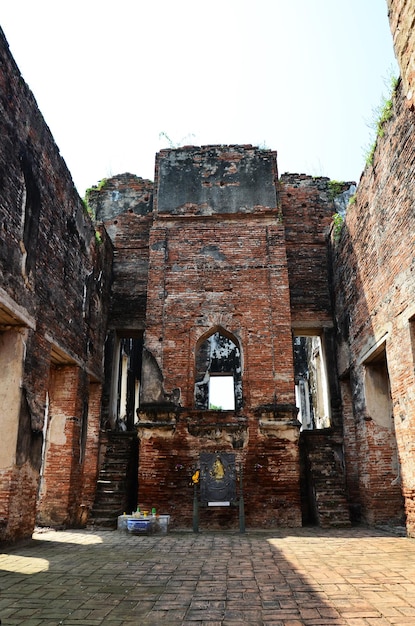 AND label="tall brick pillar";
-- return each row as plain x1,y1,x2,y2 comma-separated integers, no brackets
0,328,41,541
37,365,88,526
78,381,102,526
